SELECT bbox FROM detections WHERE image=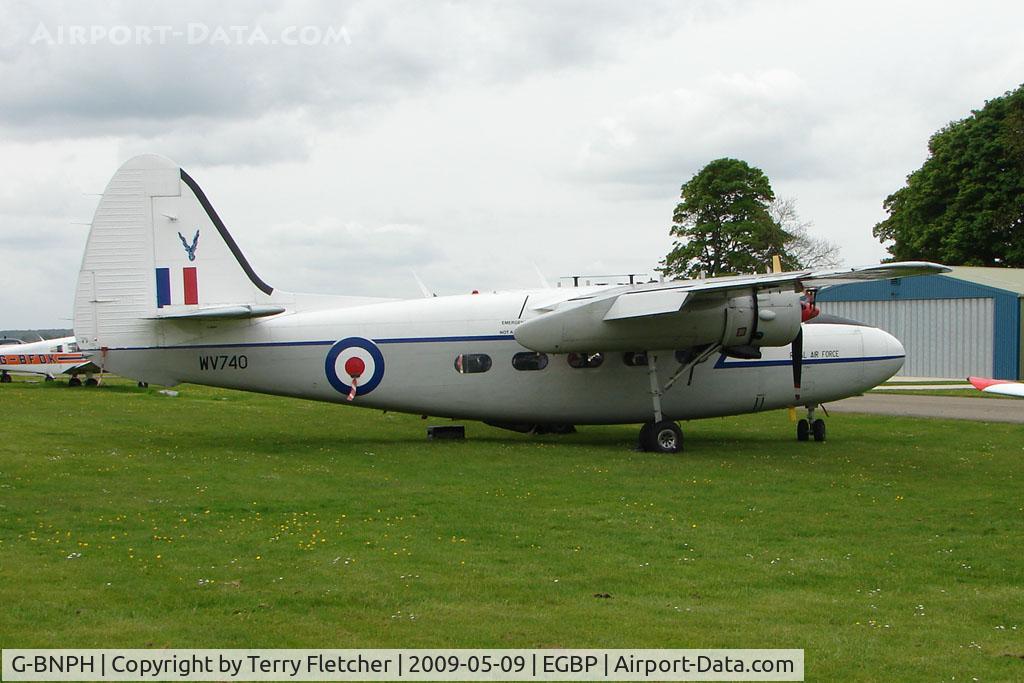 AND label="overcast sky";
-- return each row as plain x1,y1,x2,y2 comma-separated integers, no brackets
1,0,1022,328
